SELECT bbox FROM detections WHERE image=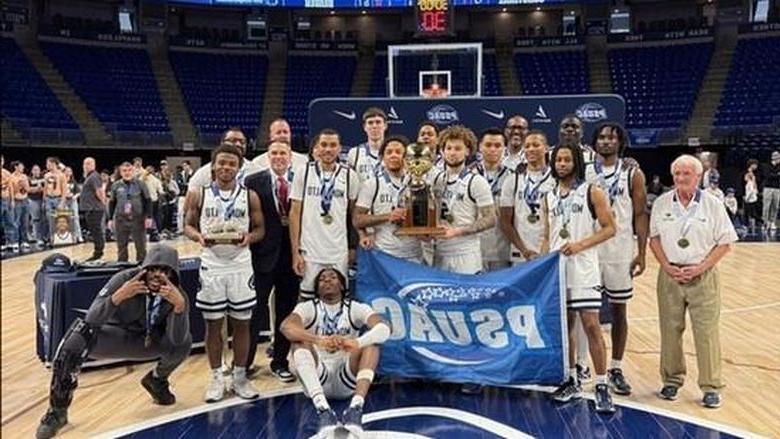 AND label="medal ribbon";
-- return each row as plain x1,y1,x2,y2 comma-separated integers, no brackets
320,302,344,336
316,162,341,217
477,163,508,196
523,167,550,214
557,180,581,232
672,189,702,241
210,182,240,221
594,159,623,206
146,294,162,333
